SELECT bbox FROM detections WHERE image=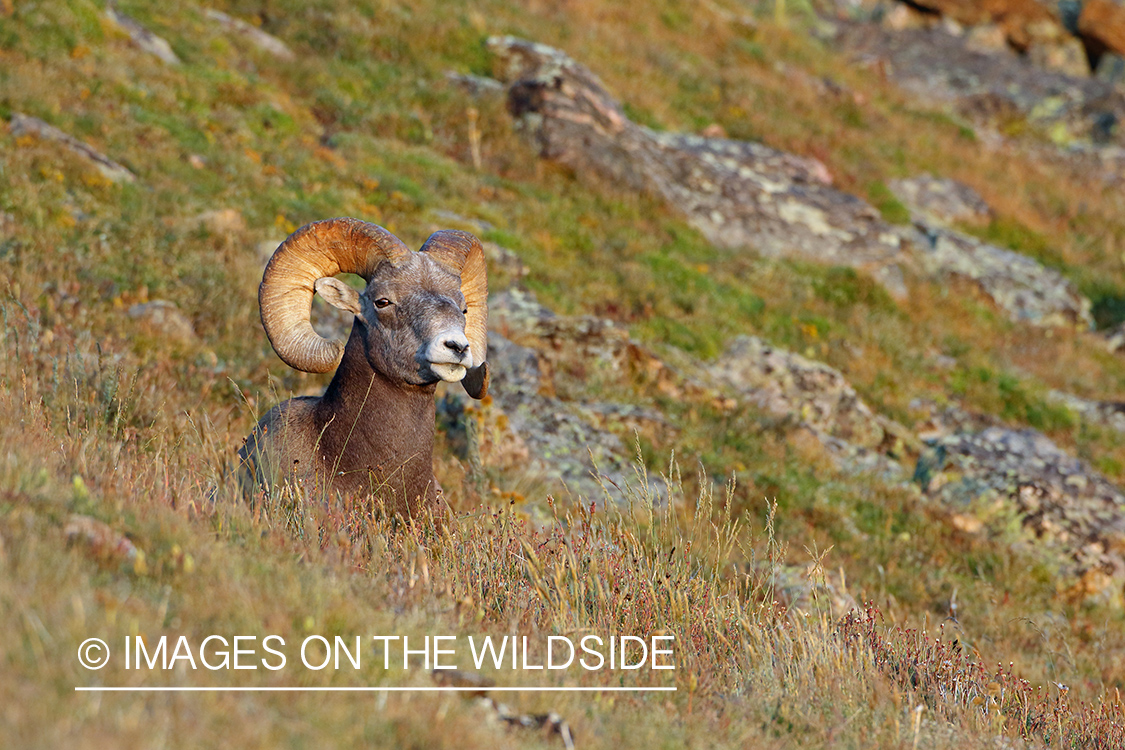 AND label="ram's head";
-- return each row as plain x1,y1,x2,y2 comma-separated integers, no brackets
258,217,489,398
